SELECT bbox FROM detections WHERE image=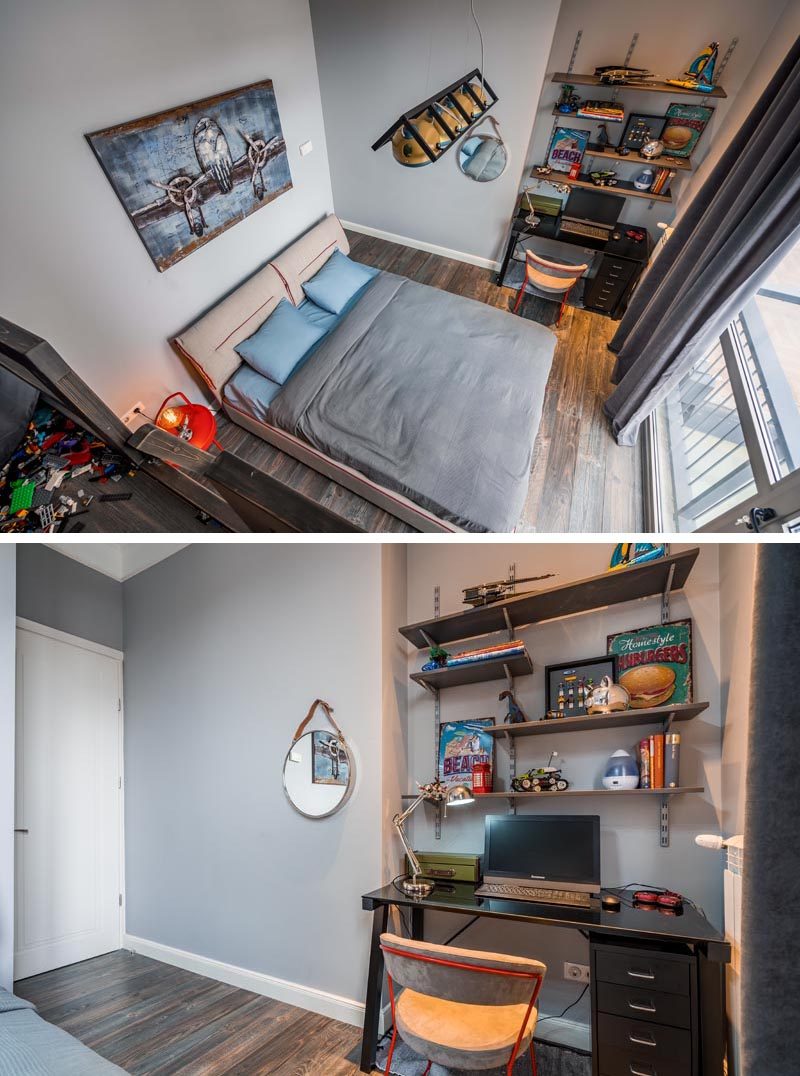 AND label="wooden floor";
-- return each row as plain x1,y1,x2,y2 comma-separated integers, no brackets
214,230,642,532
15,950,363,1075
